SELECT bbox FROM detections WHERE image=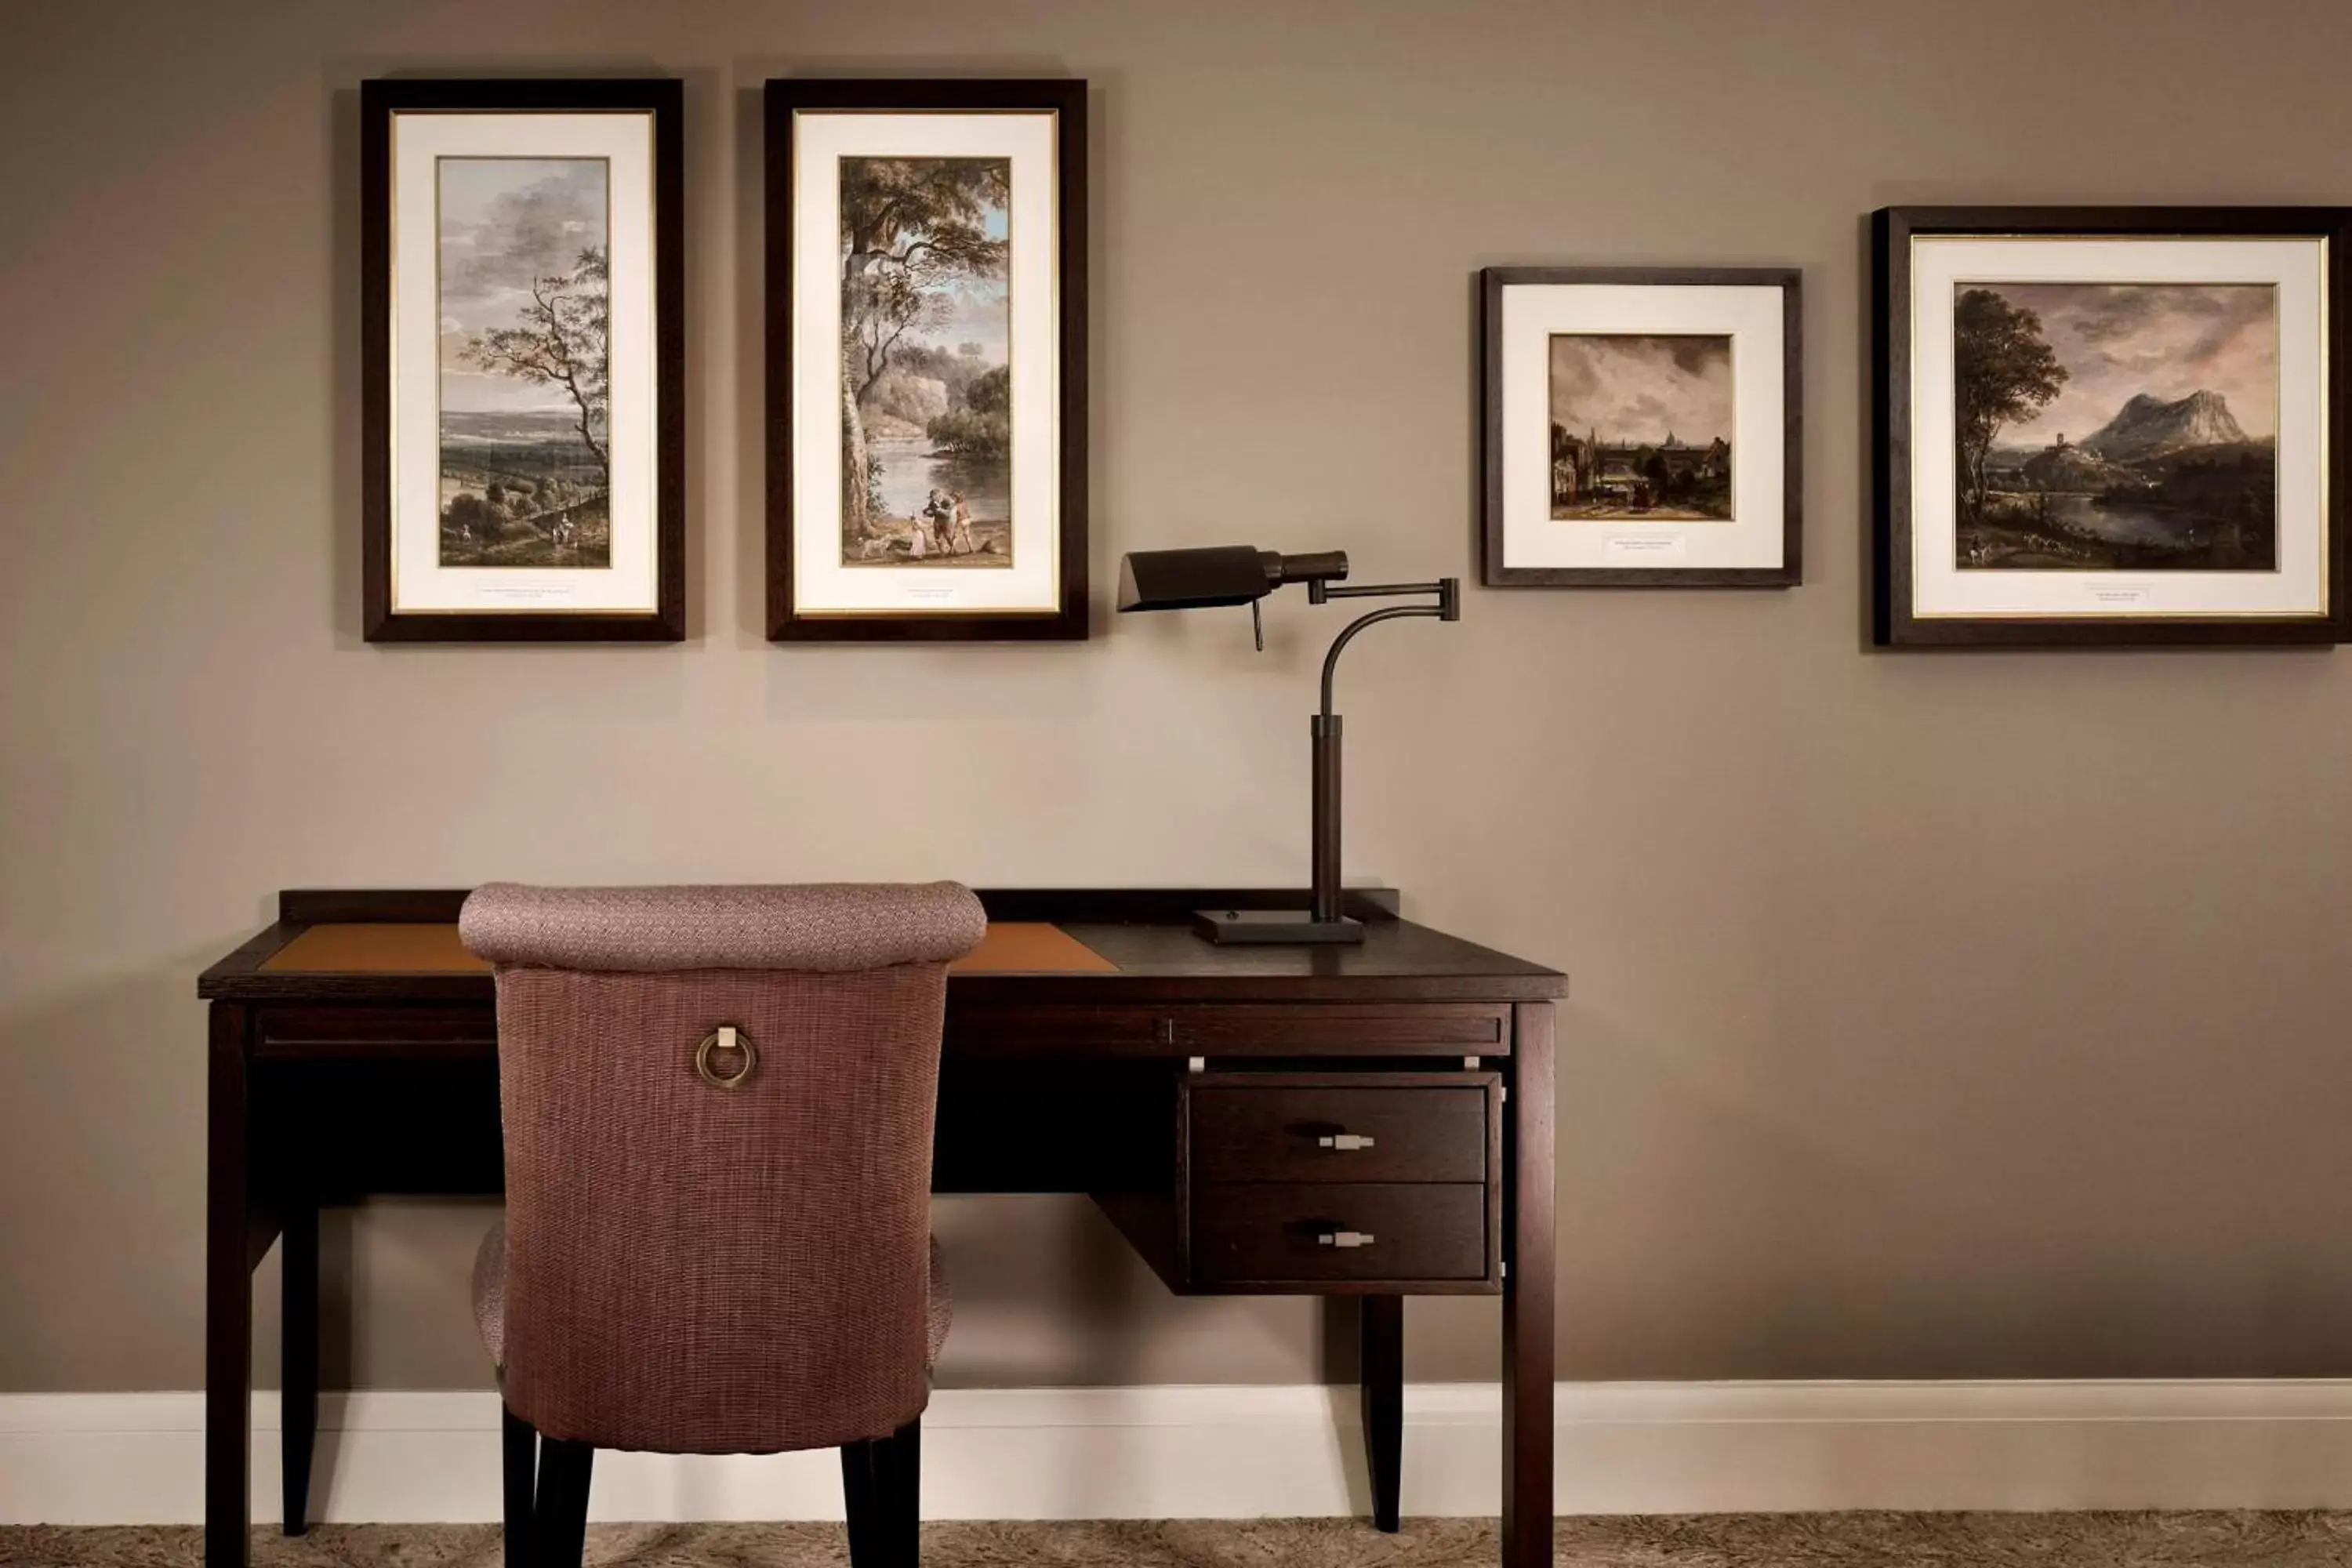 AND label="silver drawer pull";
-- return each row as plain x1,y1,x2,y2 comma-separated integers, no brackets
1316,1134,1377,1151
1318,1229,1377,1249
